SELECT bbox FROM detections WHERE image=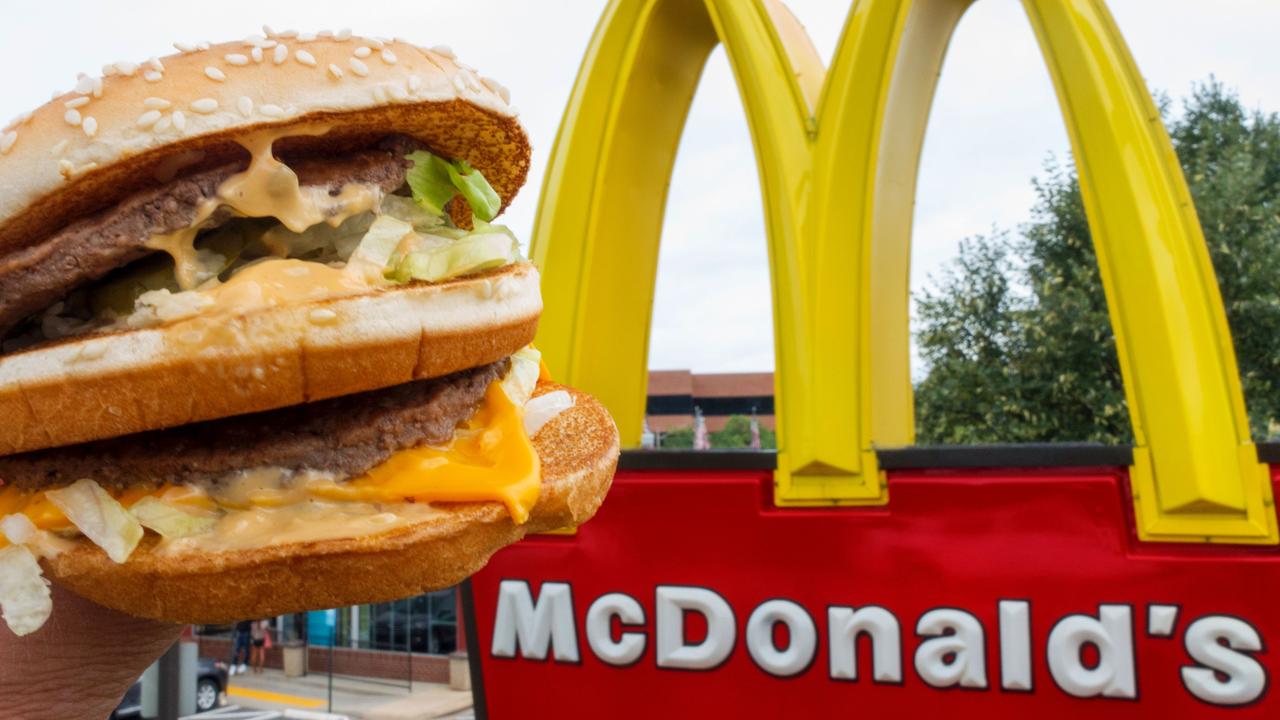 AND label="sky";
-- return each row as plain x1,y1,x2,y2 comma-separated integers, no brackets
1,1,1277,375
